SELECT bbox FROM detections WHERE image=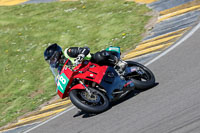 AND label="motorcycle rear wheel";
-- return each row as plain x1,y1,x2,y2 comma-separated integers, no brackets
69,88,109,113
125,61,155,90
